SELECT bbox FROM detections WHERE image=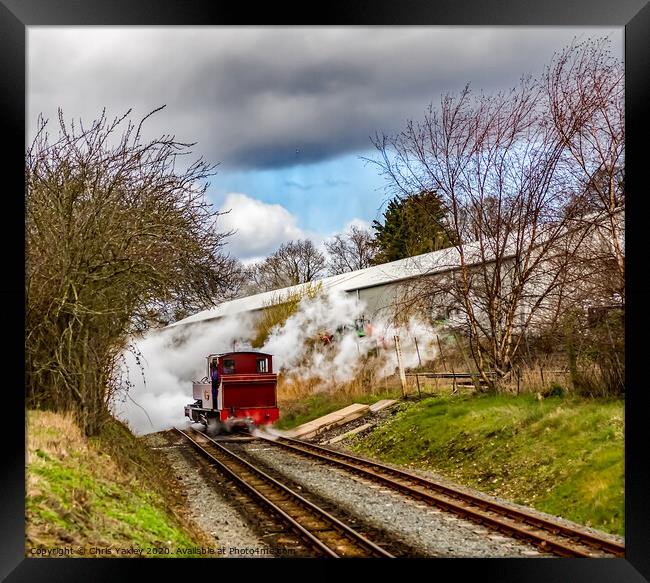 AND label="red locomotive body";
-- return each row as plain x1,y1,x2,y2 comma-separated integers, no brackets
184,351,280,434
